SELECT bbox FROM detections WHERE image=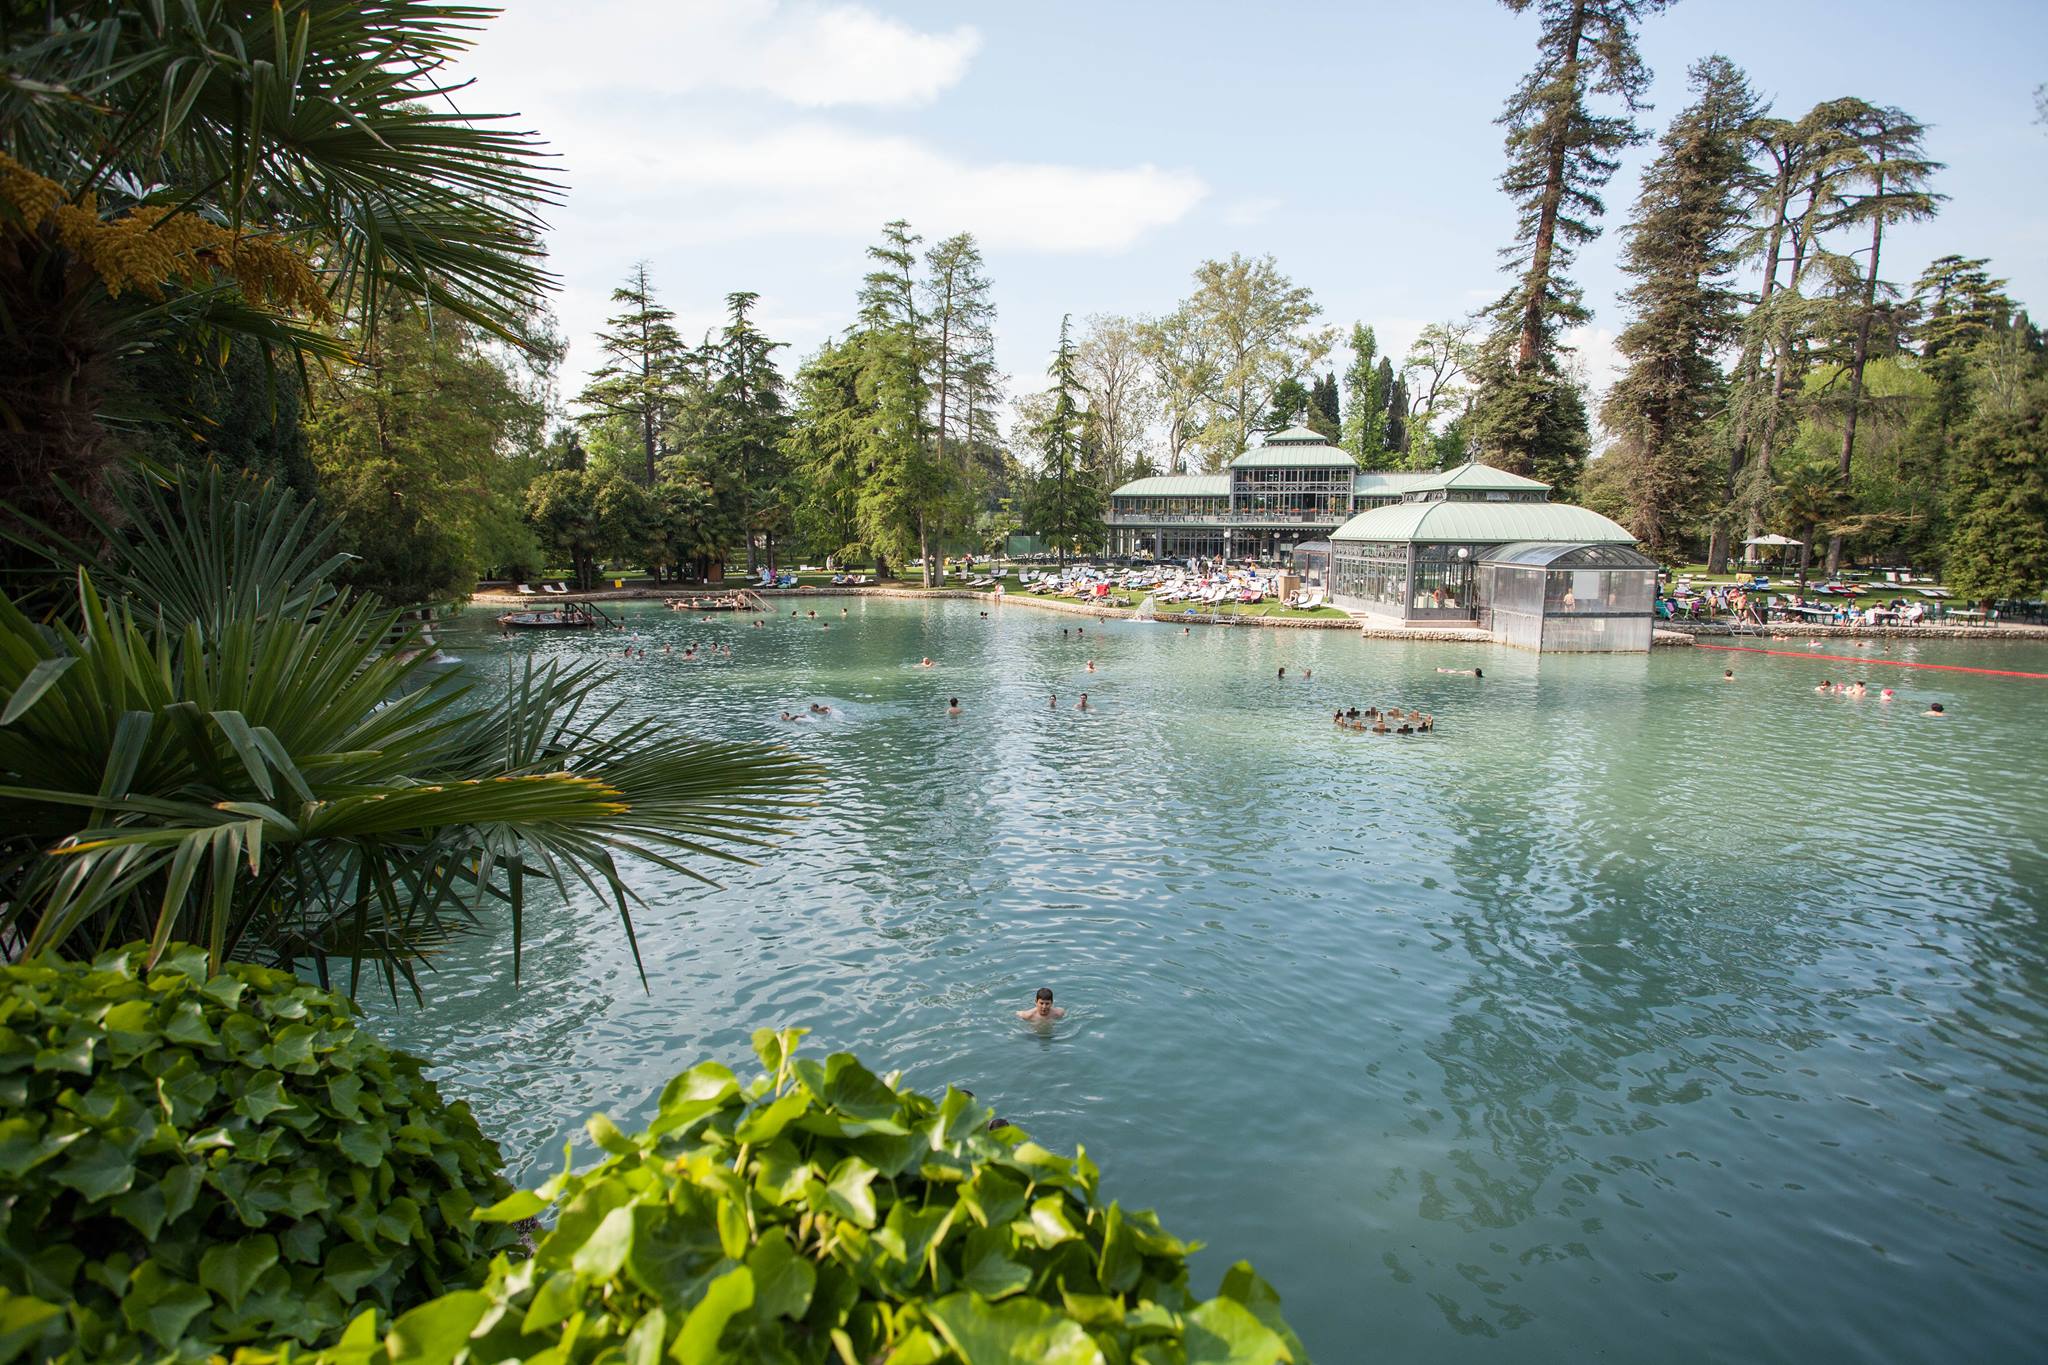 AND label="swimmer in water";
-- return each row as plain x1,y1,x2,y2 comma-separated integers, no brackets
1814,679,1831,693
1722,669,1735,682
1923,701,1945,717
1086,659,1096,672
1881,688,1895,701
1015,987,1065,1022
1076,692,1090,710
1303,667,1311,680
947,697,961,716
780,711,797,722
1049,693,1057,709
919,657,934,668
1277,666,1286,680
1435,667,1482,677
